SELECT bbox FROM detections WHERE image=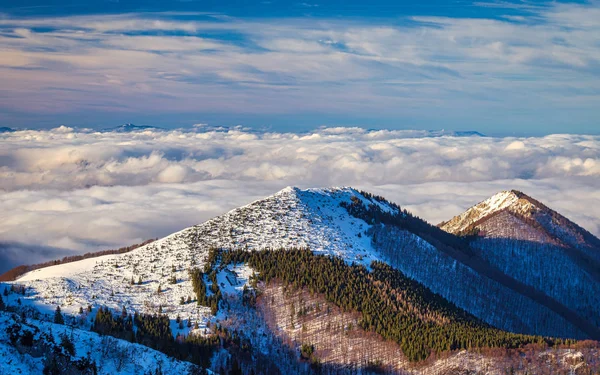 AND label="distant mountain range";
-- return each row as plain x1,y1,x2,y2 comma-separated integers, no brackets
0,124,487,137
1,187,598,374
101,123,161,132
